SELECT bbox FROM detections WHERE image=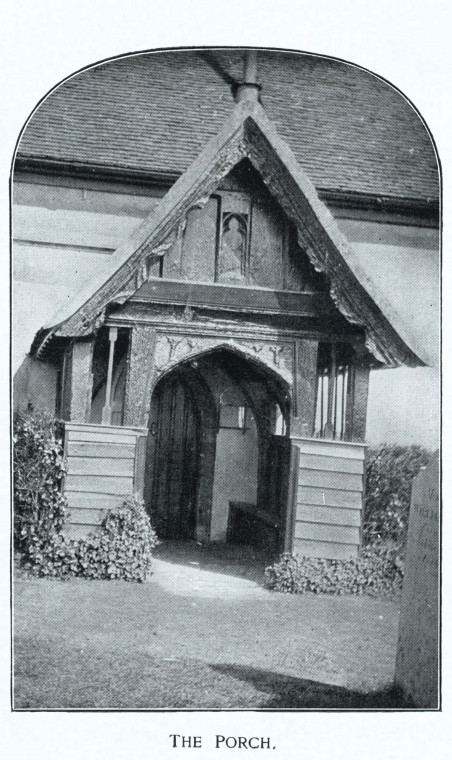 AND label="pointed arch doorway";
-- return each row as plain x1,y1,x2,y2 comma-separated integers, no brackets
144,347,292,553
